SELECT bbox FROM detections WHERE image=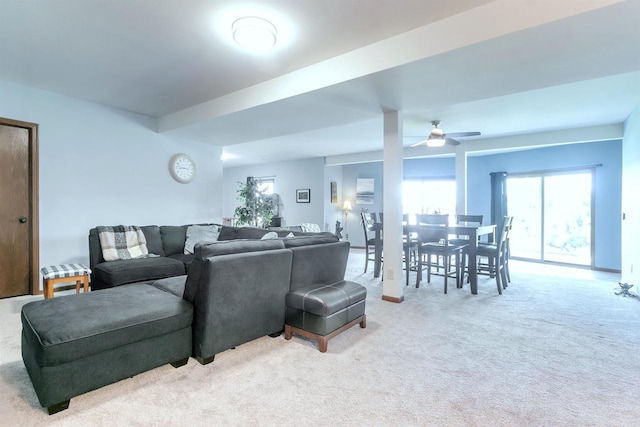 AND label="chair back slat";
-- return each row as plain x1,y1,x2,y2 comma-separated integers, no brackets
497,216,513,255
415,214,449,226
456,214,483,225
361,212,377,241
